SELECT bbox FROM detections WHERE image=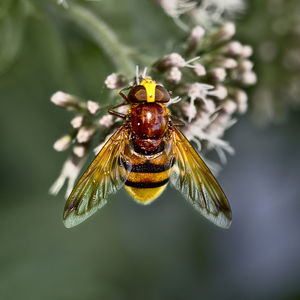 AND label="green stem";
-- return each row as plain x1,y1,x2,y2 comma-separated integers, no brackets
62,3,135,76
